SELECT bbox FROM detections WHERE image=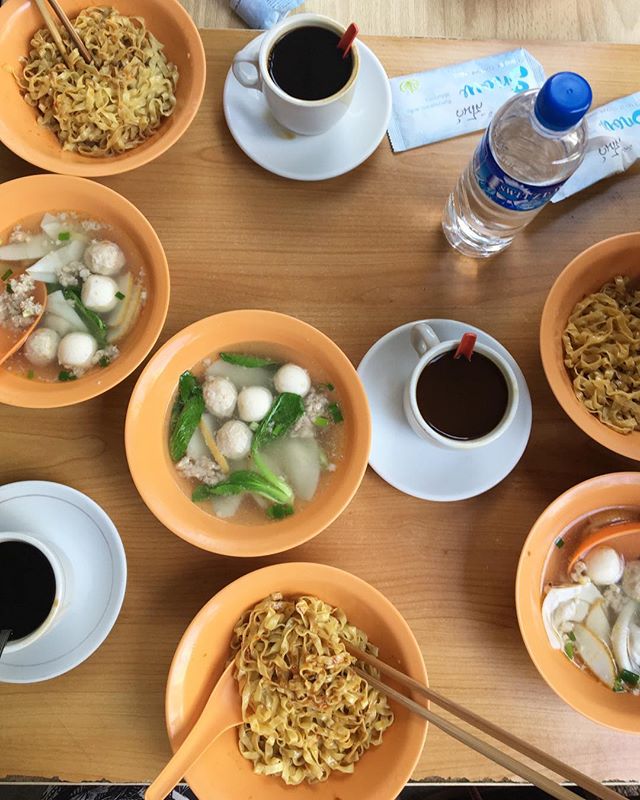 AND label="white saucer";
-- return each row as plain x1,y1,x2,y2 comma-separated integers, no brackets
223,36,392,181
358,320,533,502
0,481,126,683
